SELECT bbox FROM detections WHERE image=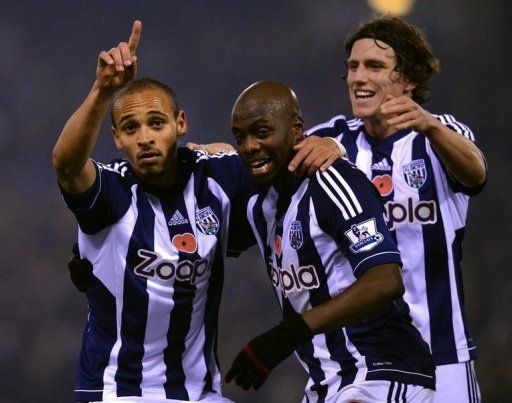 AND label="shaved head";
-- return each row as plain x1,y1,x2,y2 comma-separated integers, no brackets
232,81,301,122
231,81,305,187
